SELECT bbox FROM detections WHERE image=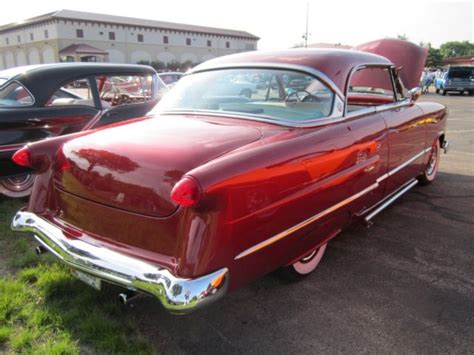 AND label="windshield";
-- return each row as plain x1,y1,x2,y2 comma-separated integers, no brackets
448,67,474,79
154,69,335,124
